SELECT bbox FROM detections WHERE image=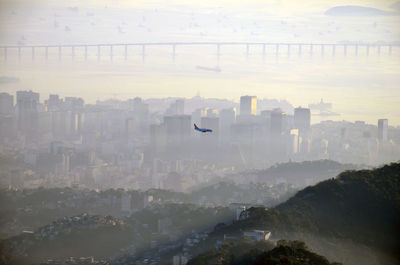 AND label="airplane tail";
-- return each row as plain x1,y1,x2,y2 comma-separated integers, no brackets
194,123,199,129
